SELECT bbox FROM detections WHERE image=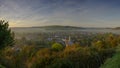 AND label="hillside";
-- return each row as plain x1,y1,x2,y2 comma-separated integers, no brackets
31,25,85,30
113,27,120,30
100,46,120,68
